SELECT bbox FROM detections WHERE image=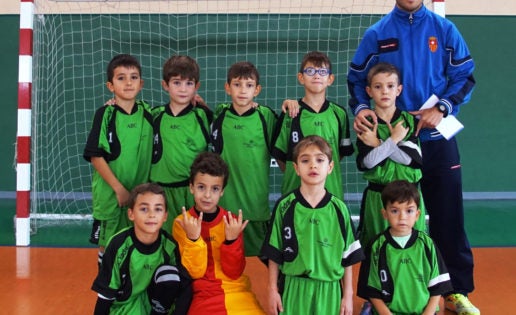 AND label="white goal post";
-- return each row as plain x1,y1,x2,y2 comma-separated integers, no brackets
16,0,441,246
